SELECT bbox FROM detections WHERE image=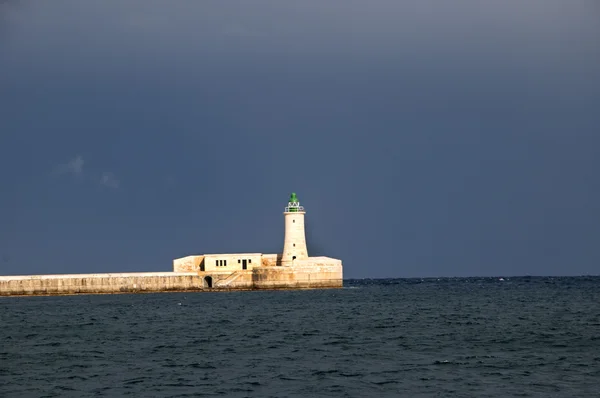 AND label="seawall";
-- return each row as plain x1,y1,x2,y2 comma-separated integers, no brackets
0,264,343,296
0,272,204,296
253,263,344,289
